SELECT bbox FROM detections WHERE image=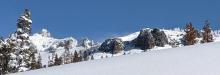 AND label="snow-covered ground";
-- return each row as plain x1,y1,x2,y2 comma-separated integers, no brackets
10,42,220,75
118,31,140,41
